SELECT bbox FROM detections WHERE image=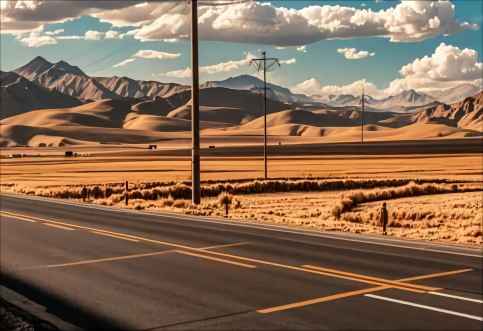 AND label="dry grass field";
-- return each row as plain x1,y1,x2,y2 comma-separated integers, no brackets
0,150,481,187
1,145,481,246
